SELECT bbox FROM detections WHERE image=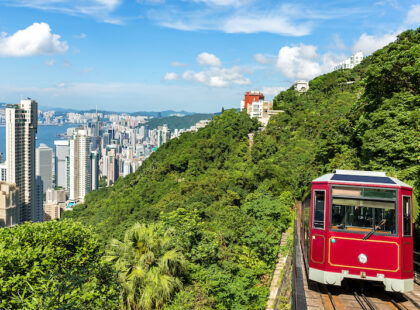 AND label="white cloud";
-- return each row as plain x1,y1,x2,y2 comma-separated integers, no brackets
191,0,249,7
181,66,250,87
262,86,286,96
73,33,87,39
171,61,187,67
5,0,123,24
63,60,71,67
197,52,222,67
405,5,420,25
276,44,321,80
254,53,276,64
223,16,311,36
0,23,68,57
164,72,178,80
275,43,345,81
148,4,314,36
352,33,396,55
45,59,55,66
